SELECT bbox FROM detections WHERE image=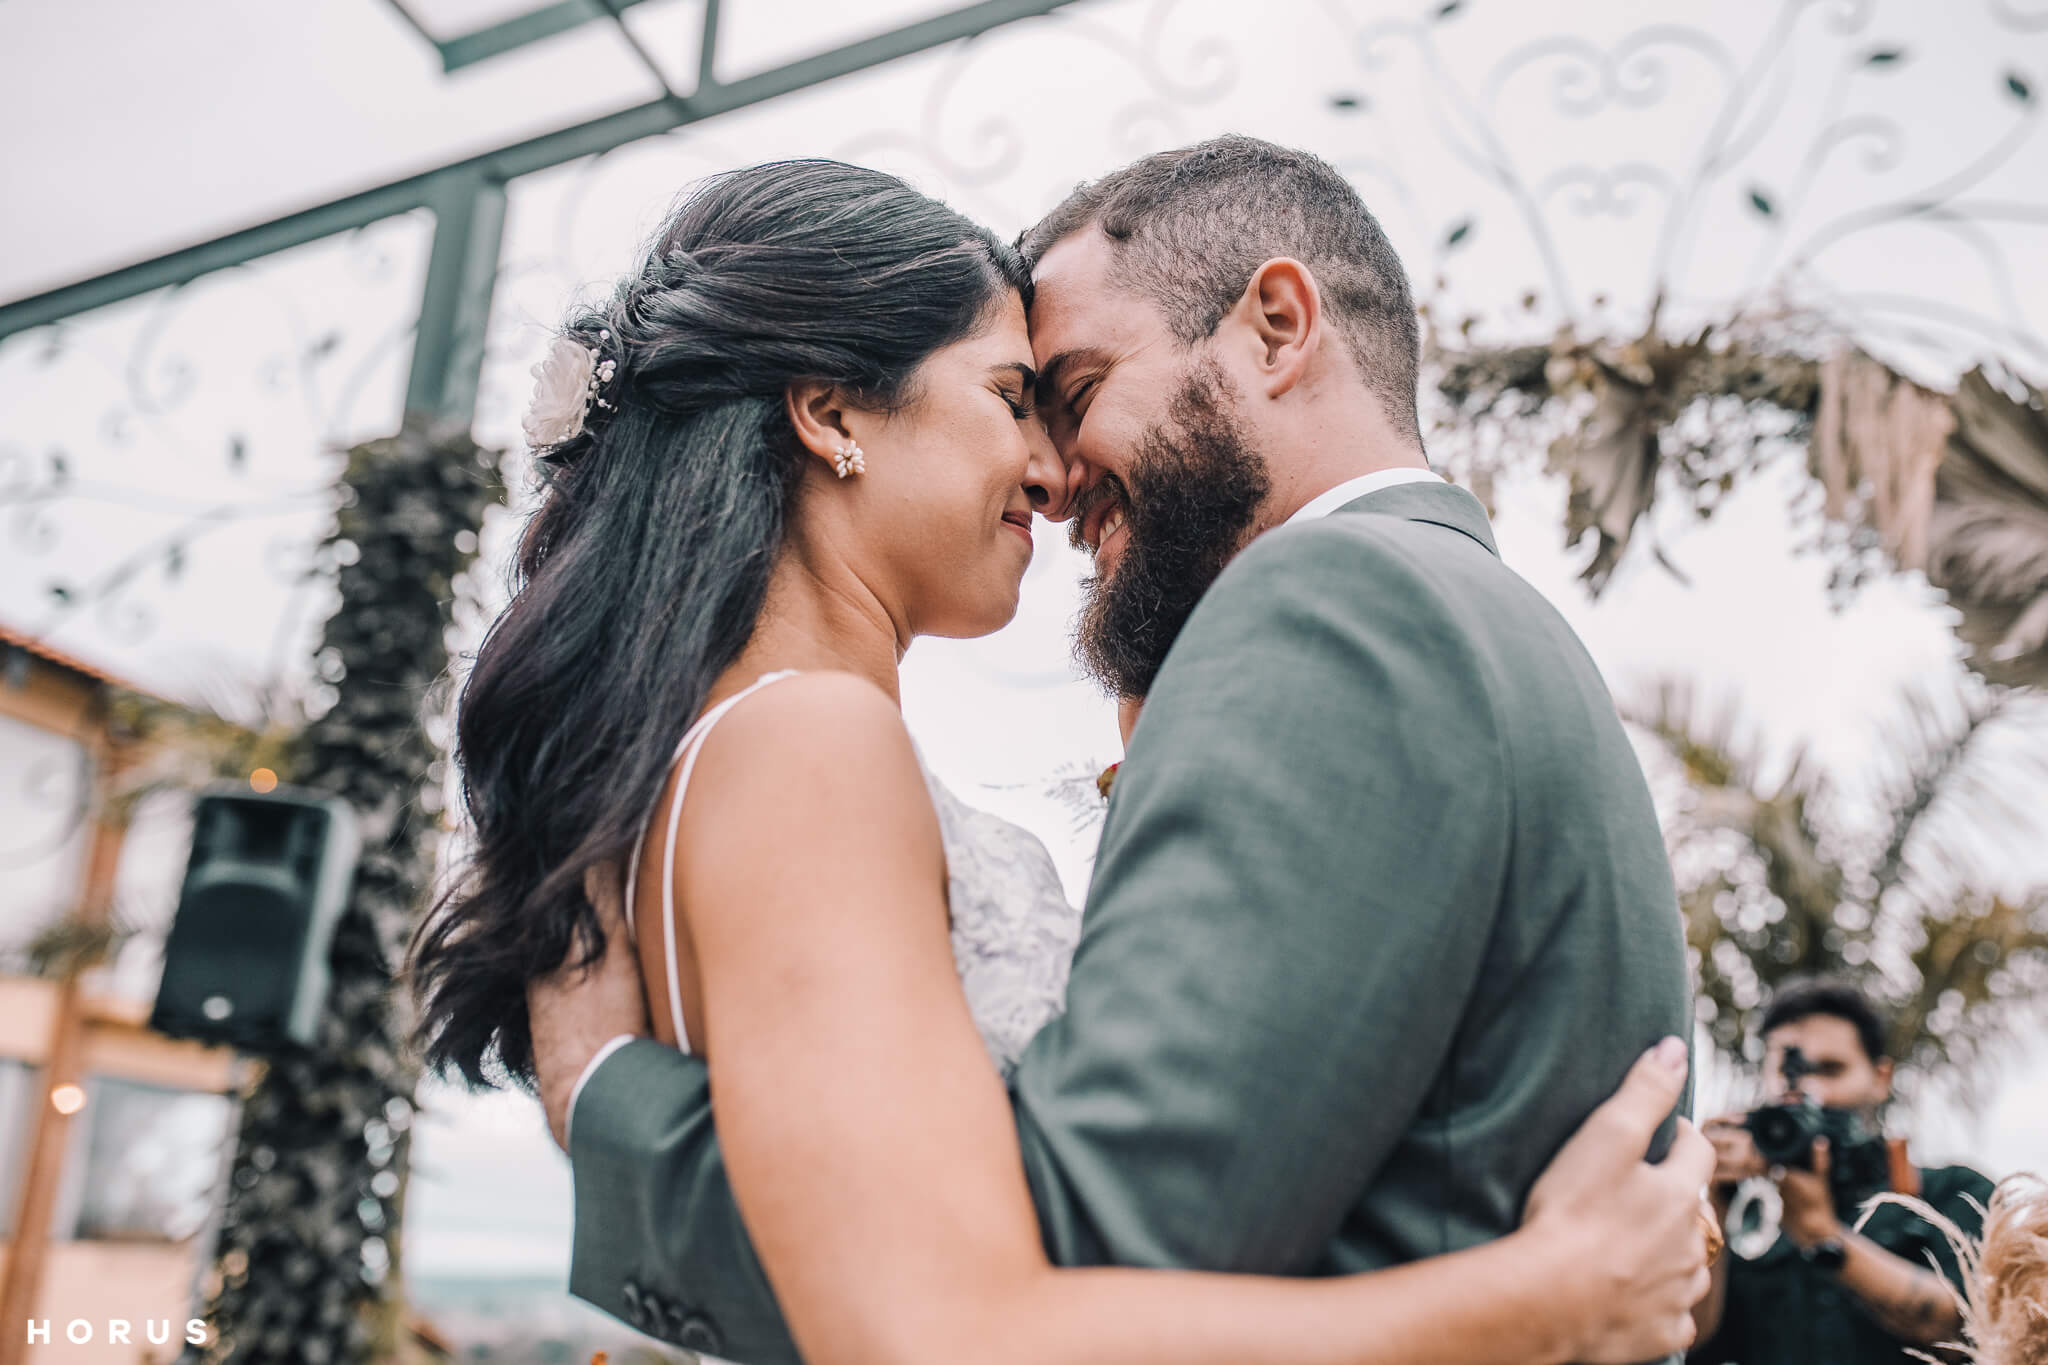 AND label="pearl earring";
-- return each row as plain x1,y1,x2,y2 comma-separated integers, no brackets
833,441,866,479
